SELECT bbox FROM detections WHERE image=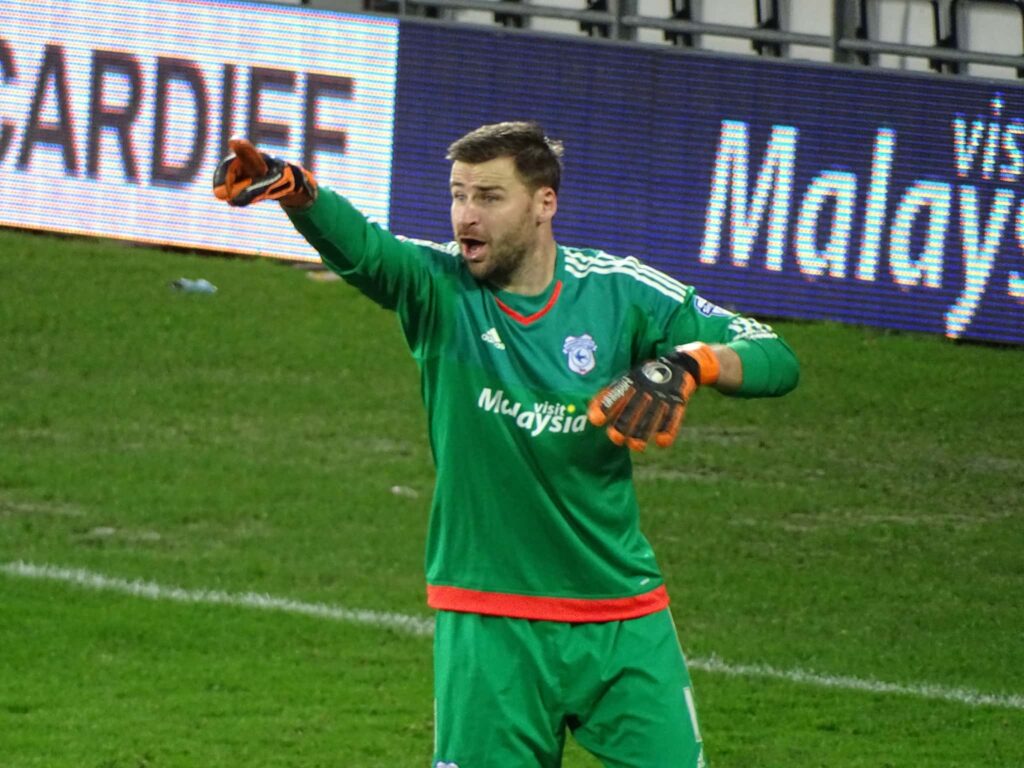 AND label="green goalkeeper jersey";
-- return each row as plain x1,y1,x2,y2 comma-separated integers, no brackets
289,188,799,622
